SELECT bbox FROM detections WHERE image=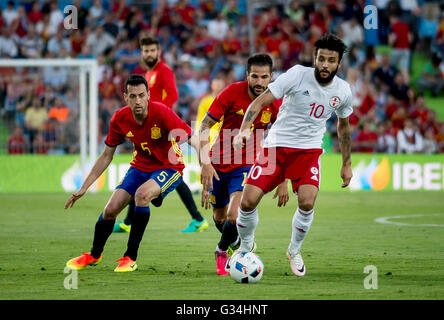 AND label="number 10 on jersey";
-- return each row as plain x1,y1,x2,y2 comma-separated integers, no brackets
309,103,324,118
